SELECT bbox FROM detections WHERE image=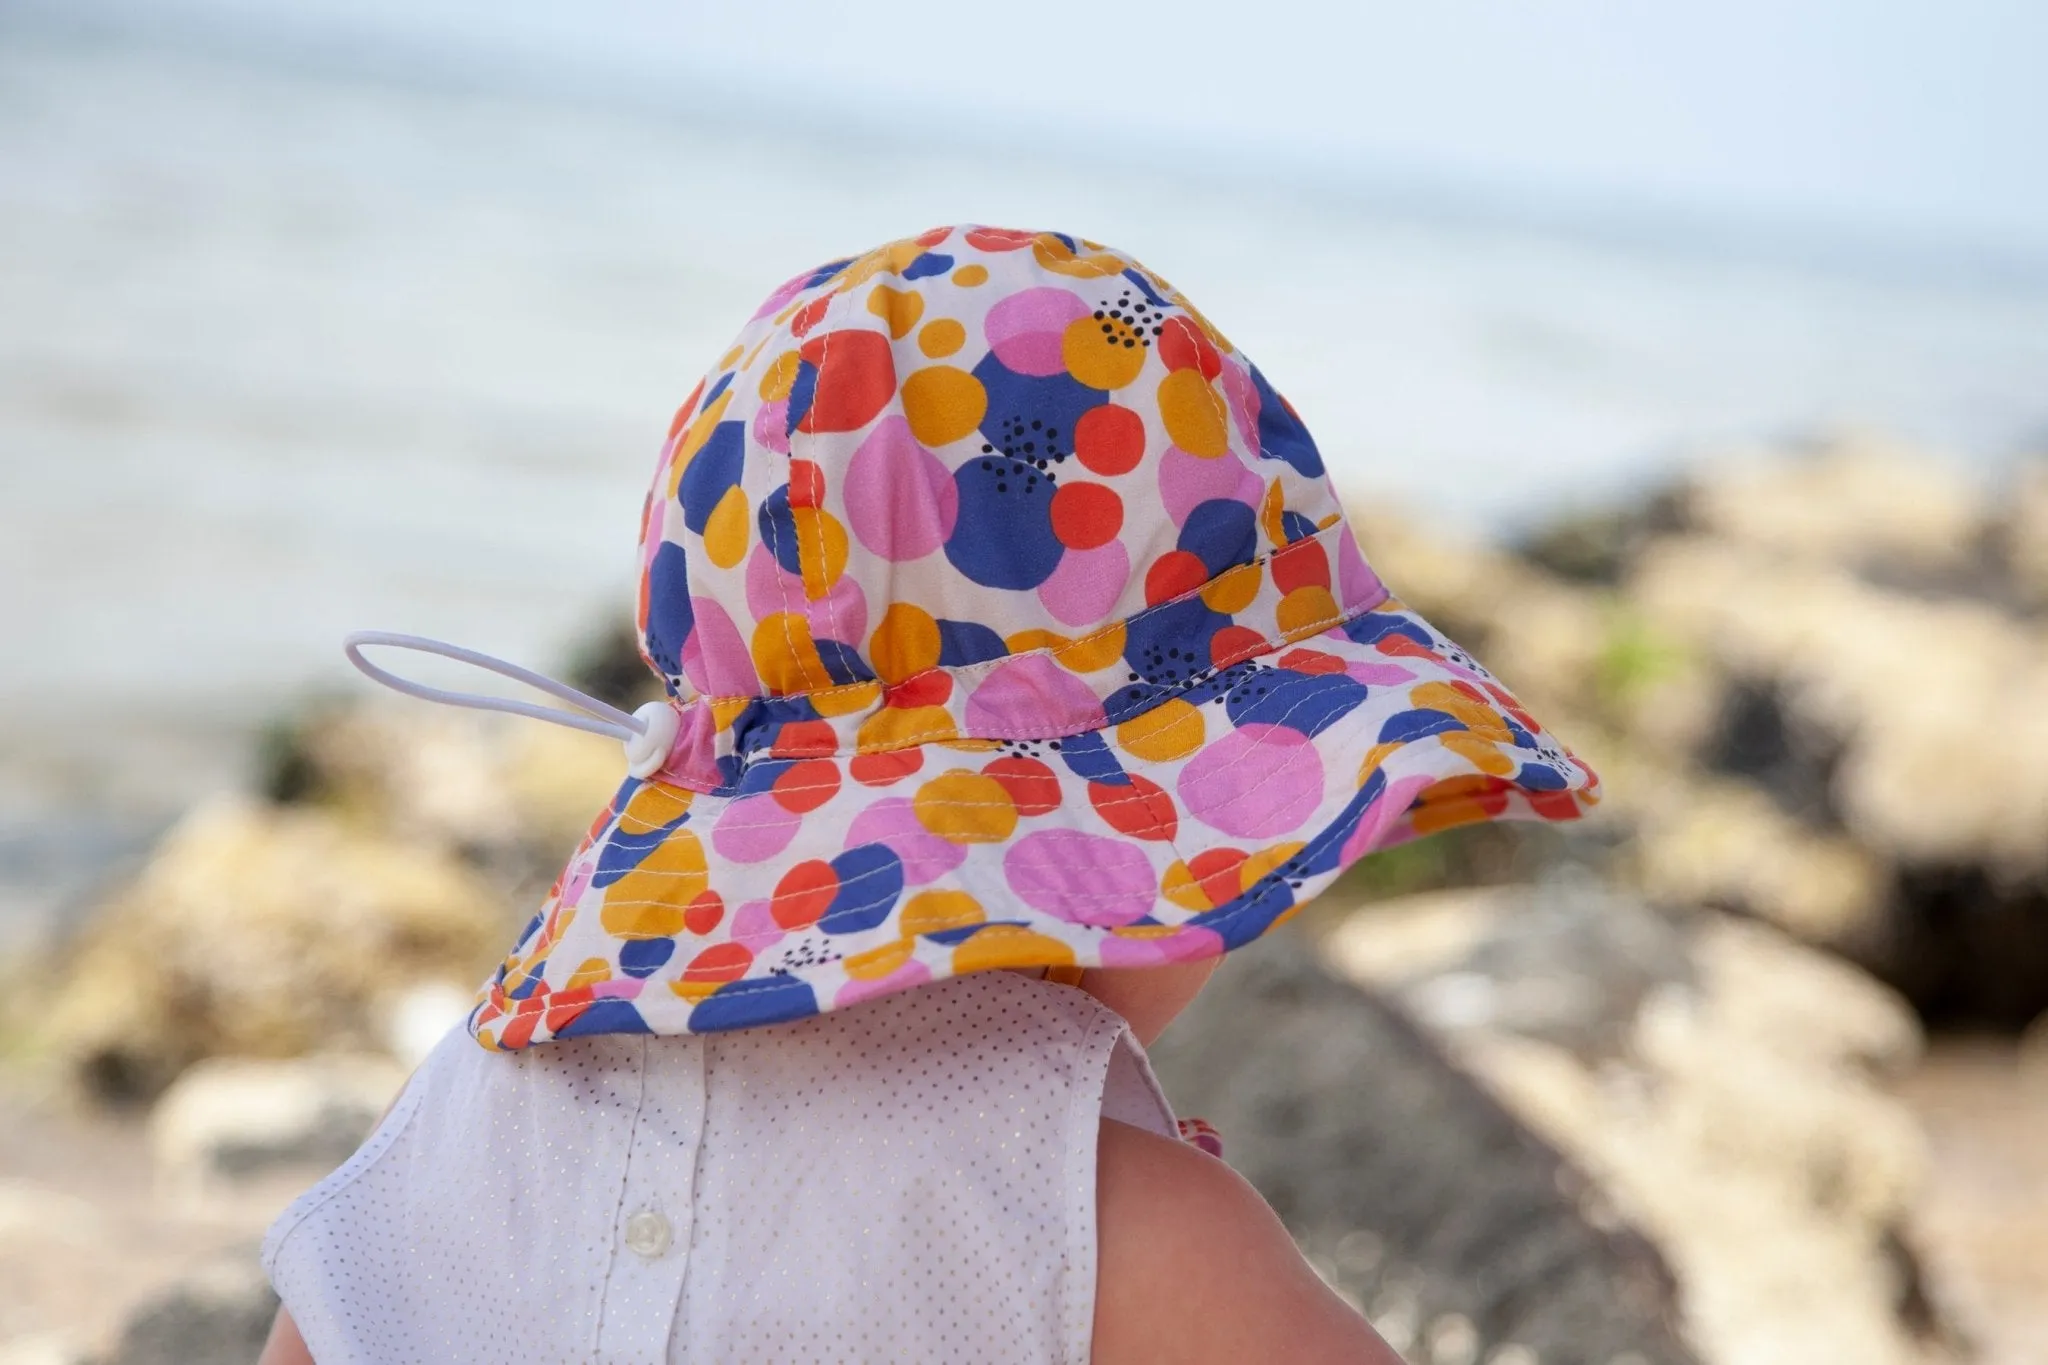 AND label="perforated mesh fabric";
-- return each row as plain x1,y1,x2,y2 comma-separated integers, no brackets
264,971,1175,1364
